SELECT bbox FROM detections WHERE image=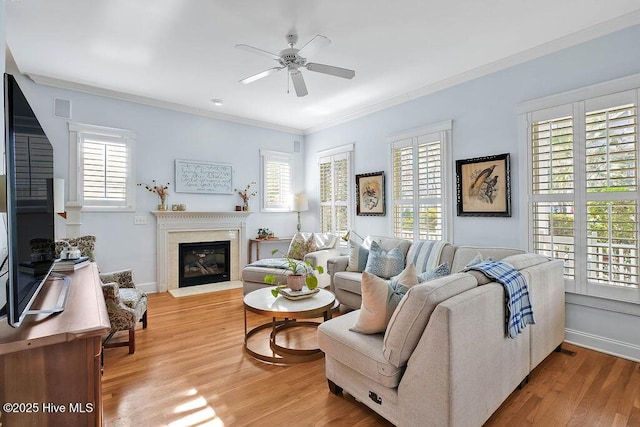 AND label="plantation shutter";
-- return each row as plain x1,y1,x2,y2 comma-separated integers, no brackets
393,140,414,239
81,134,129,205
530,112,576,279
584,101,638,288
392,124,448,241
261,150,293,211
68,123,136,211
527,90,640,300
319,149,351,235
417,135,443,240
